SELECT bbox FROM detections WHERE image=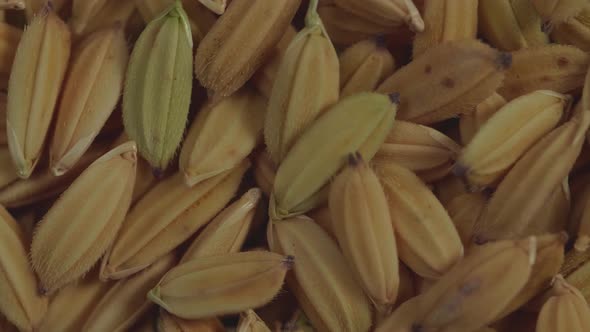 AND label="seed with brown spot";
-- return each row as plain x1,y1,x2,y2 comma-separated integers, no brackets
442,77,455,88
412,323,425,332
557,56,569,67
424,65,432,74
